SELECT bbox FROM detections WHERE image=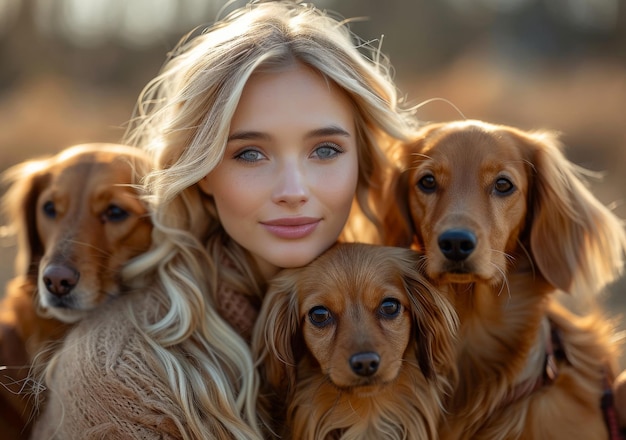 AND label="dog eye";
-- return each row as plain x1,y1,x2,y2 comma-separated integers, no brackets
417,174,436,193
42,201,57,218
379,298,401,318
493,177,515,195
308,306,332,327
103,204,130,222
